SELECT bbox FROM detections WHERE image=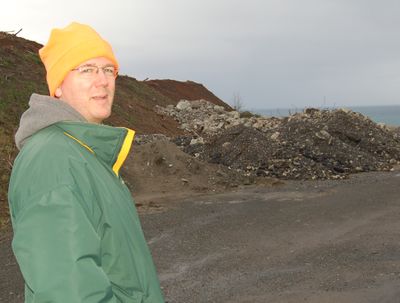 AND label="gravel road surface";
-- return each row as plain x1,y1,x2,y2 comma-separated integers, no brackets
2,171,400,302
